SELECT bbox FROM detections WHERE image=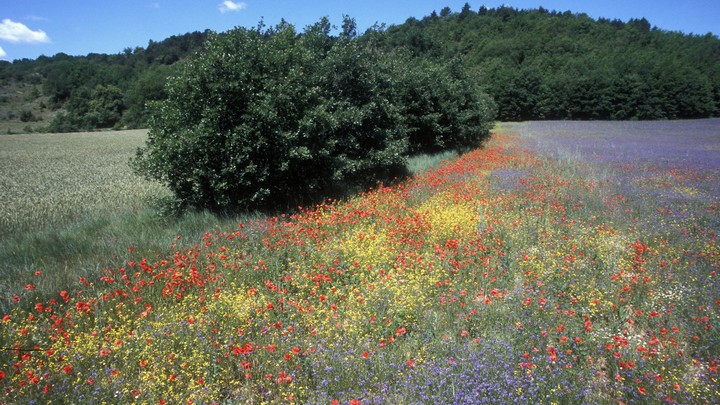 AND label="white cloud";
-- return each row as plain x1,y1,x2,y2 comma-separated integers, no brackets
0,19,50,43
219,1,247,13
0,46,6,59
